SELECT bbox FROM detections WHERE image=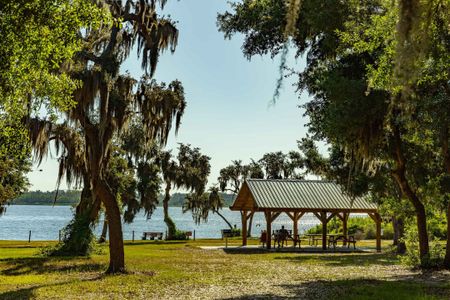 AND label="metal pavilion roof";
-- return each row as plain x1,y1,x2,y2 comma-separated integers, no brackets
230,179,377,212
